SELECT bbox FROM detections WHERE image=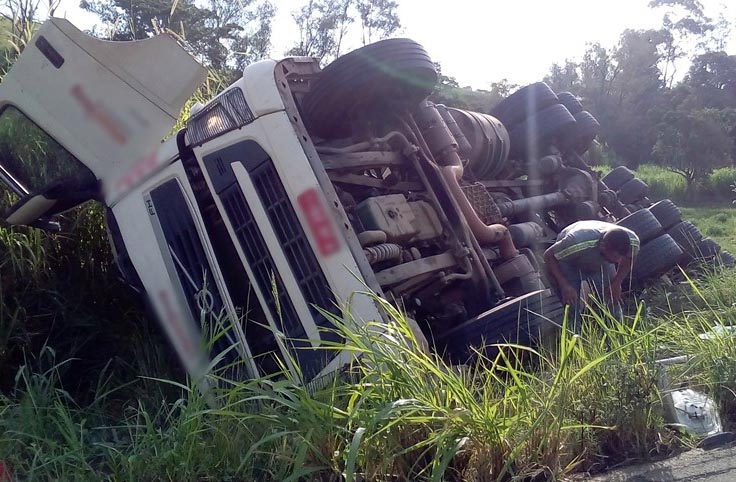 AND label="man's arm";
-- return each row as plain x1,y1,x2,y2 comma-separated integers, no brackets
610,232,639,302
610,254,634,302
544,245,579,305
